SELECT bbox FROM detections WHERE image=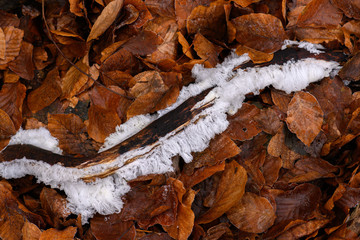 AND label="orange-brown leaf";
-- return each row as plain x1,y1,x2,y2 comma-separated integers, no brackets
163,179,195,240
39,226,77,240
227,192,276,233
232,13,287,53
196,161,247,224
0,108,16,139
193,33,223,67
331,0,360,20
27,68,62,113
187,0,226,40
22,221,42,240
0,26,23,66
90,215,135,240
235,45,274,64
87,0,124,41
40,188,71,228
8,41,34,80
286,91,324,146
233,0,260,7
